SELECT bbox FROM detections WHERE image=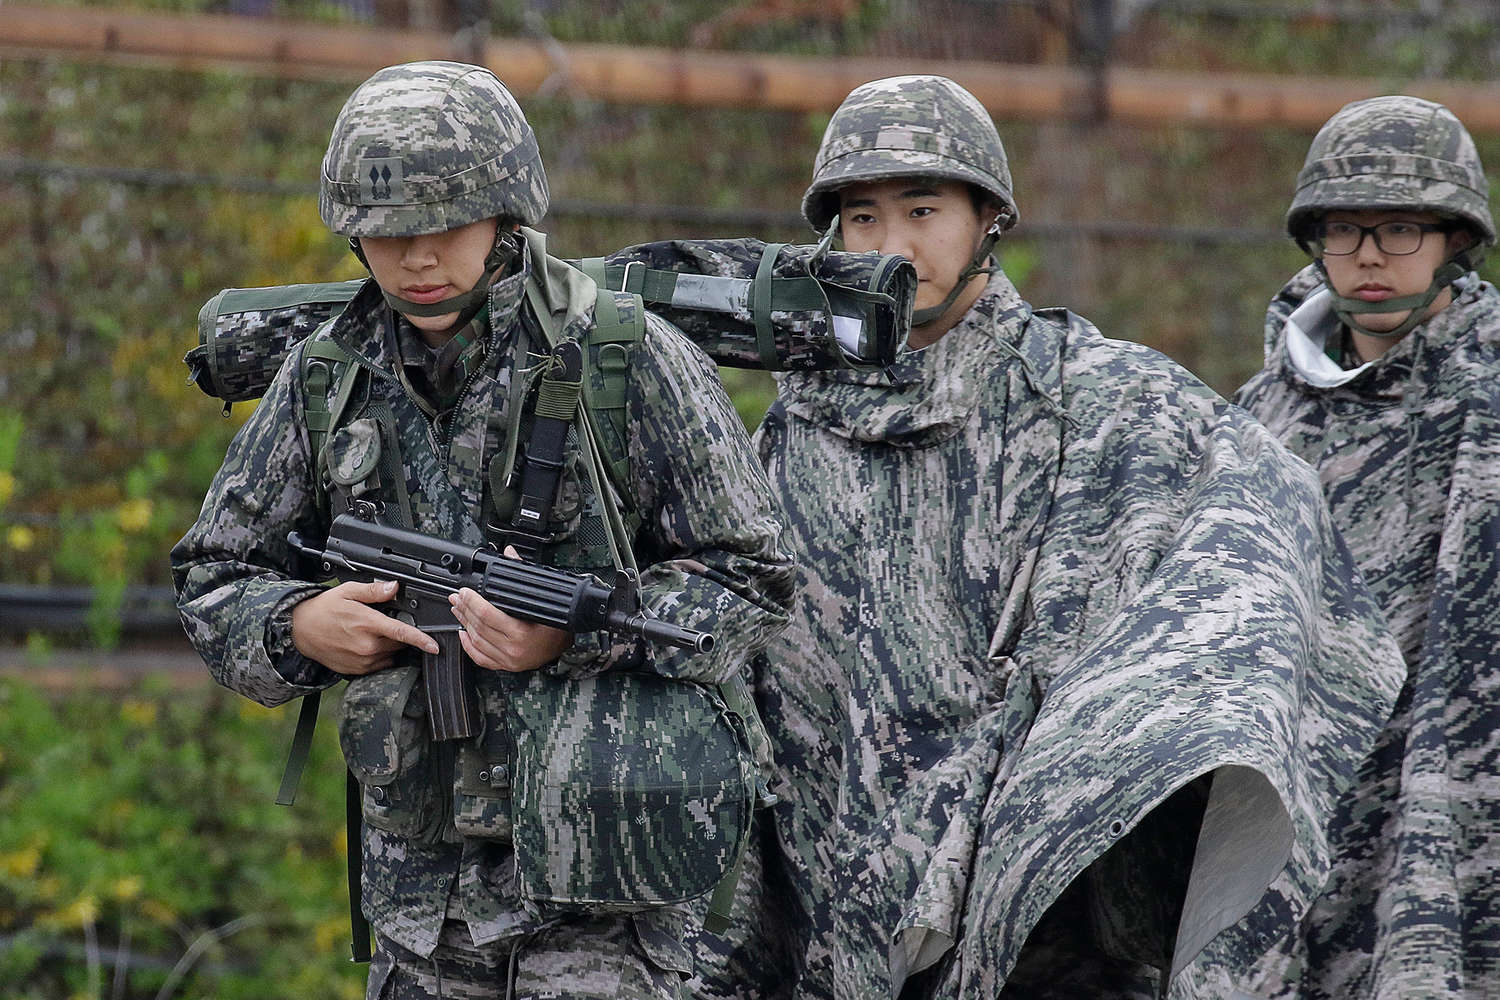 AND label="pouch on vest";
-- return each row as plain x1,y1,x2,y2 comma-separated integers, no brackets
507,667,756,909
337,665,445,844
451,678,517,842
184,242,915,406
